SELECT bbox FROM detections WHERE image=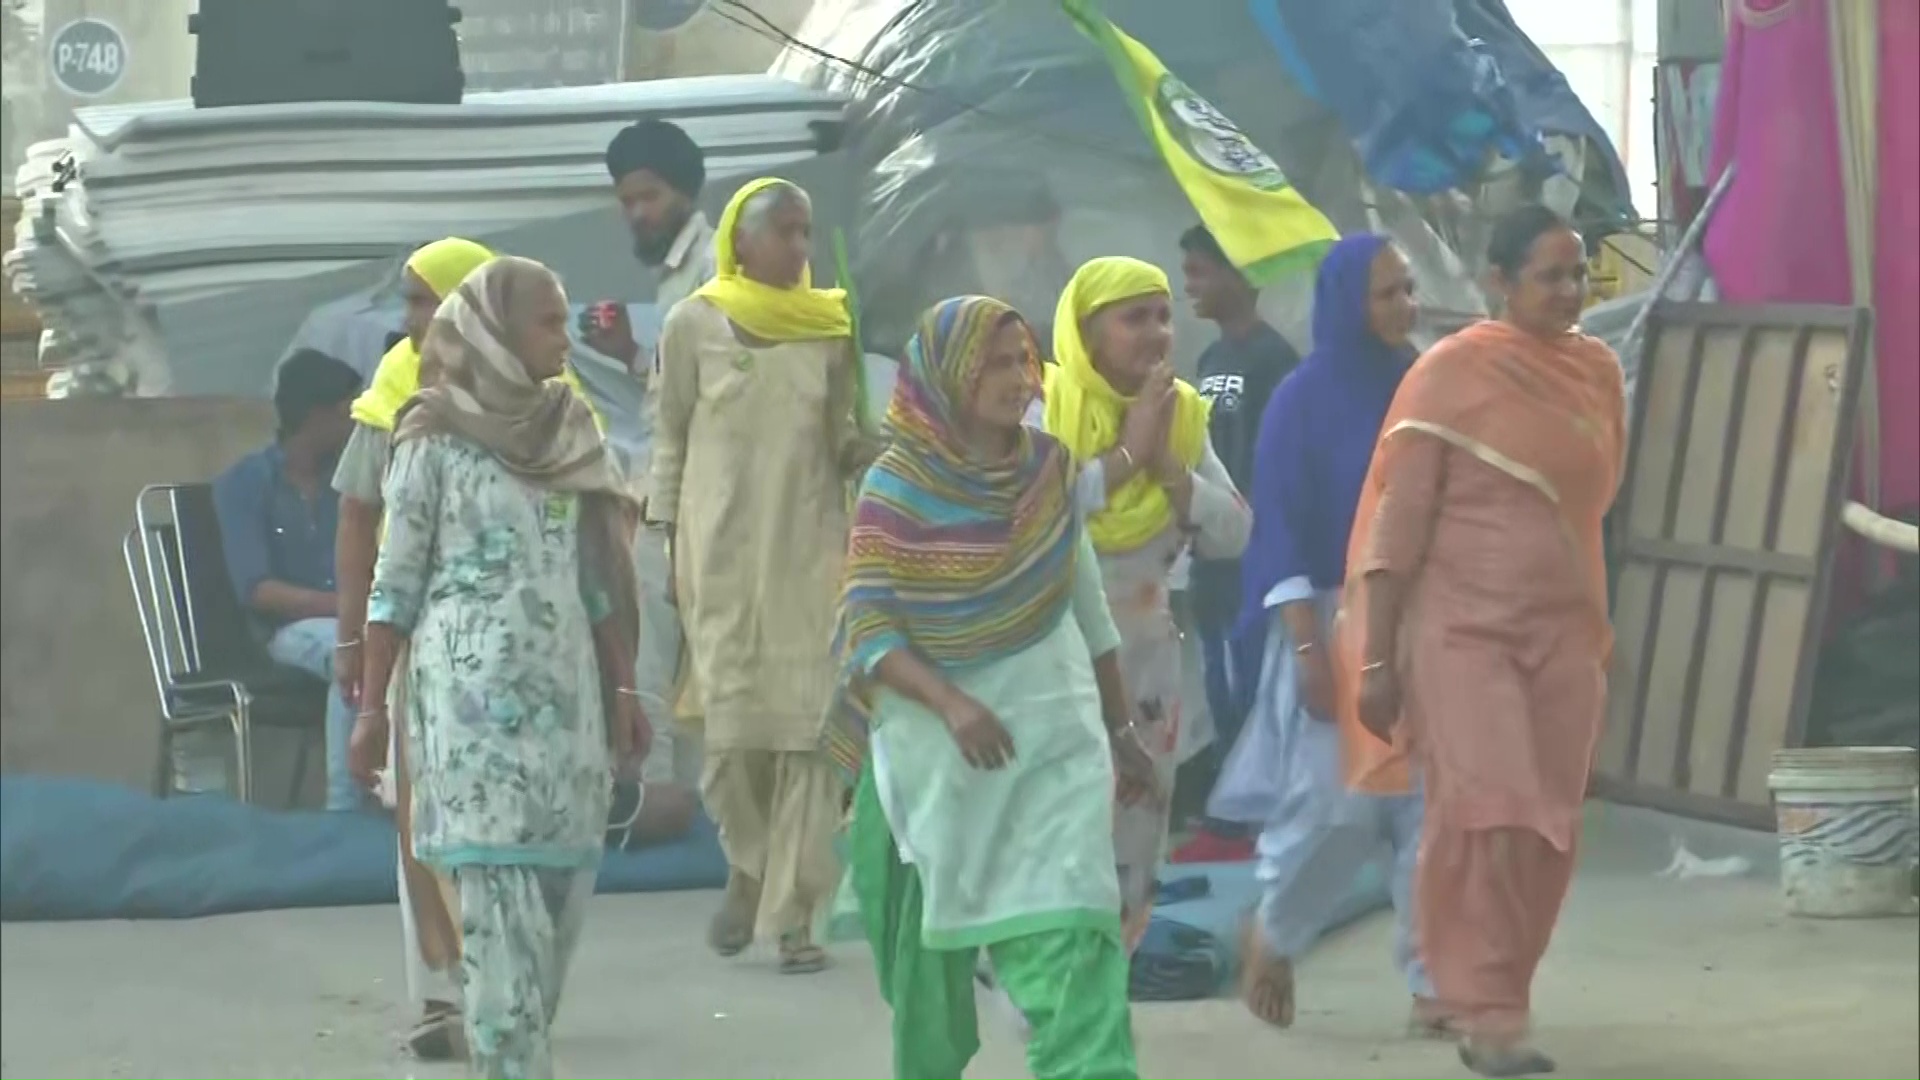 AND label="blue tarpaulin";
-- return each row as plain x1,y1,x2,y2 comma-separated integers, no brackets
0,776,727,922
1249,0,1634,219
